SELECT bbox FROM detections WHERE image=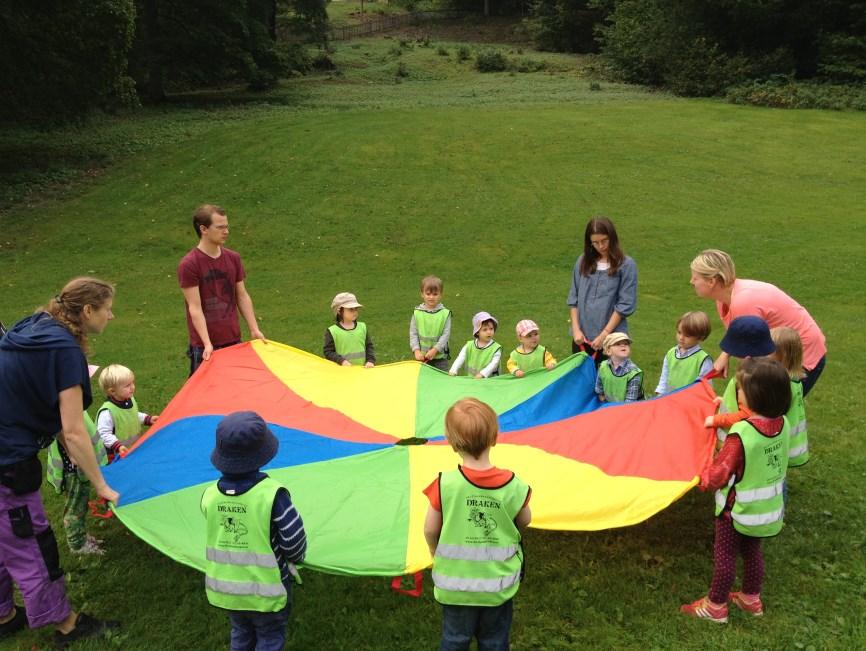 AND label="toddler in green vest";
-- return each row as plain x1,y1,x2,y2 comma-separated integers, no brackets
96,364,159,459
768,327,809,468
507,319,557,377
45,364,108,554
202,411,307,650
448,311,502,378
410,275,452,371
654,311,713,395
423,398,532,649
681,358,791,623
595,332,643,402
323,292,375,367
